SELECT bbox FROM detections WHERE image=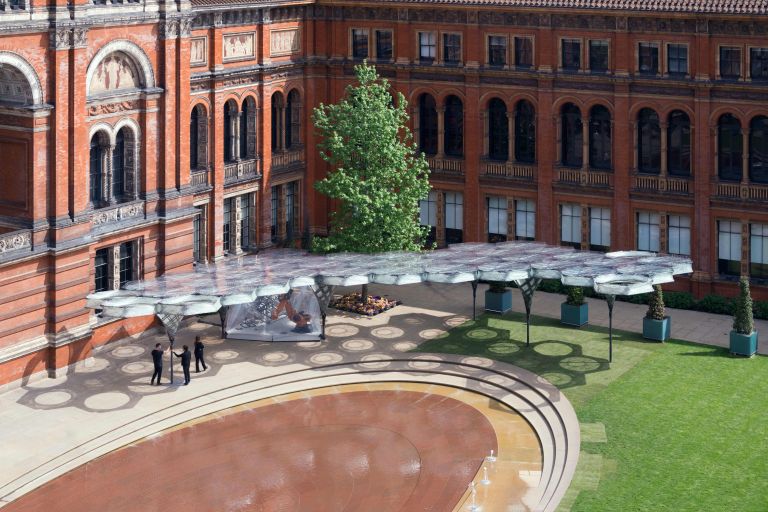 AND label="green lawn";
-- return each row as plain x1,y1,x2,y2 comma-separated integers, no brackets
415,312,768,512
